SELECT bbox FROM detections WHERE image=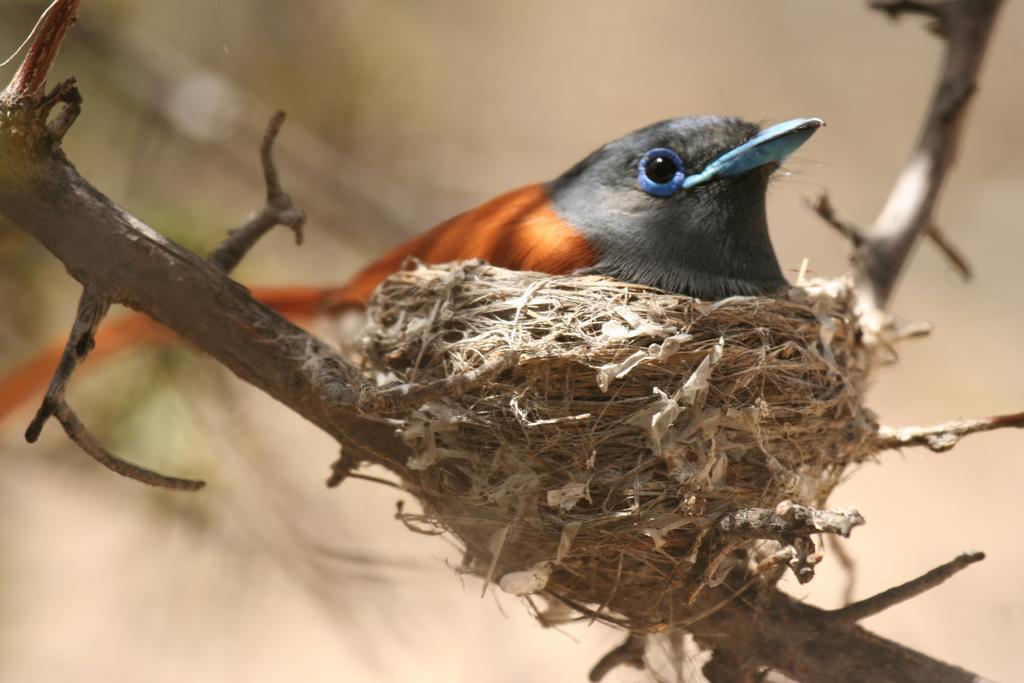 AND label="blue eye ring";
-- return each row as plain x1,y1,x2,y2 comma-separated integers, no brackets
638,147,686,197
